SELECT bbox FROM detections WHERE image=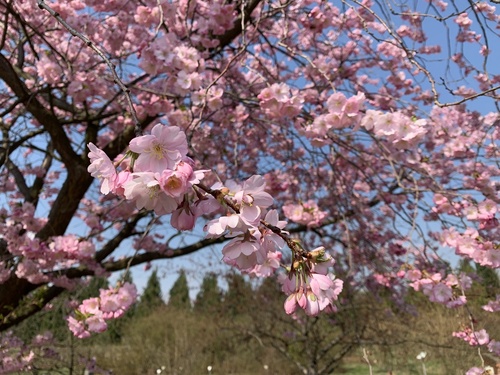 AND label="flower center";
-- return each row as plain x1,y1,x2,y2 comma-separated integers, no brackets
148,185,160,199
164,176,182,191
151,142,166,160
